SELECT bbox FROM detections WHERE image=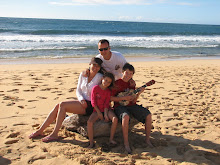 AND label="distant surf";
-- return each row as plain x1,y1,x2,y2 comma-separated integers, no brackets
0,17,220,60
